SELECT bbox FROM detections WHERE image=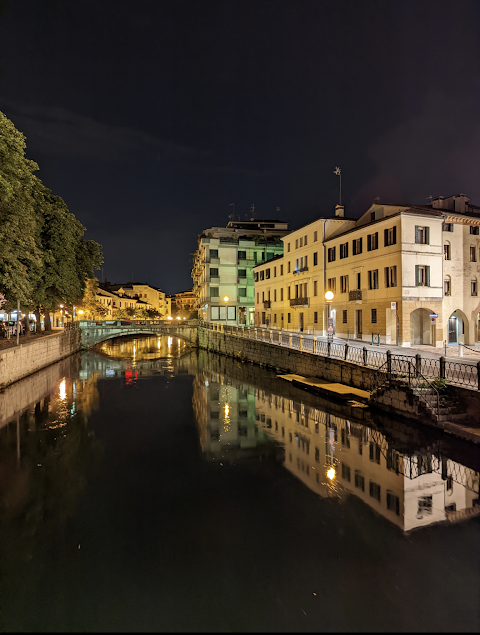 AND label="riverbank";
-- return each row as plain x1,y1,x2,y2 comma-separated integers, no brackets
0,328,82,389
